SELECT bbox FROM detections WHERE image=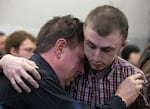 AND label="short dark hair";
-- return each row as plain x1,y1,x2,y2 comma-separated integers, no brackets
121,44,140,60
0,32,5,36
84,5,128,41
36,15,83,53
5,30,36,54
